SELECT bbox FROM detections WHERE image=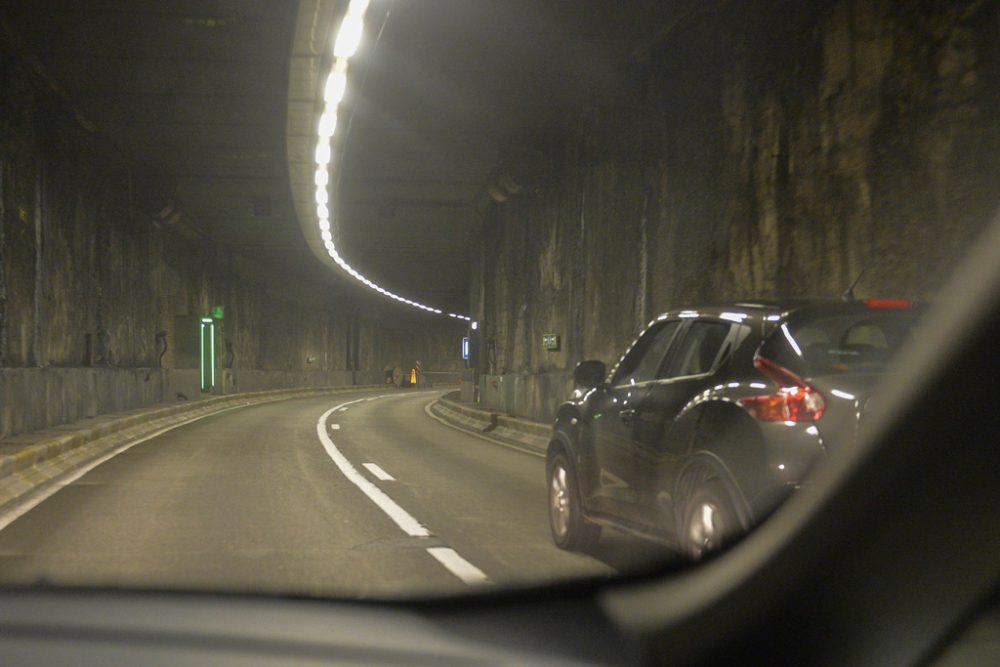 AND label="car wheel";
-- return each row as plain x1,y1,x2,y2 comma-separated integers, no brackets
548,452,601,551
681,479,739,560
